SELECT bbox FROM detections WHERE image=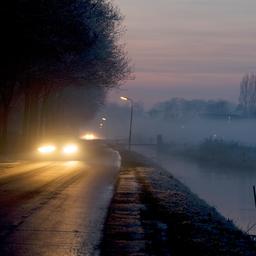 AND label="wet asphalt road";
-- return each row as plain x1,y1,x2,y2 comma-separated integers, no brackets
0,150,121,256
